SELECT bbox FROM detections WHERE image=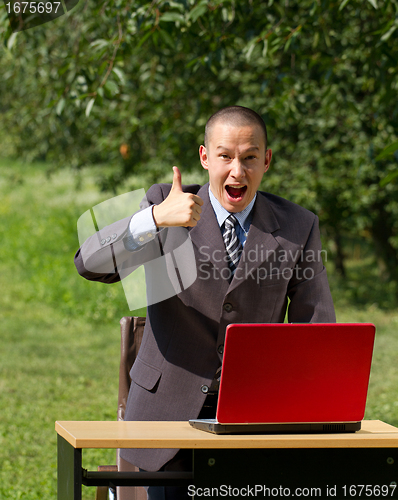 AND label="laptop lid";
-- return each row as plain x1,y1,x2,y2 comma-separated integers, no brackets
216,323,375,425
